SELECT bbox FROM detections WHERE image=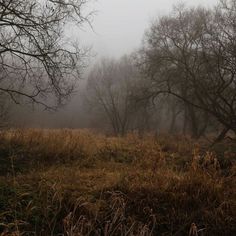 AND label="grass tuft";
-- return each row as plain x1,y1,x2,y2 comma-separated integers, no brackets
0,129,235,235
